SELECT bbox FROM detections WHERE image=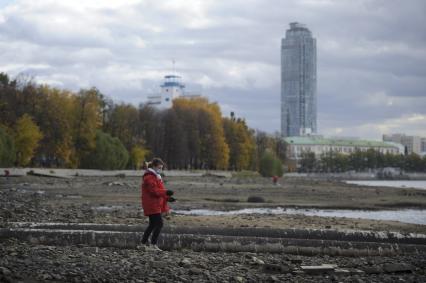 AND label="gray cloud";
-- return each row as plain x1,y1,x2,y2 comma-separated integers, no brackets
0,0,425,139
